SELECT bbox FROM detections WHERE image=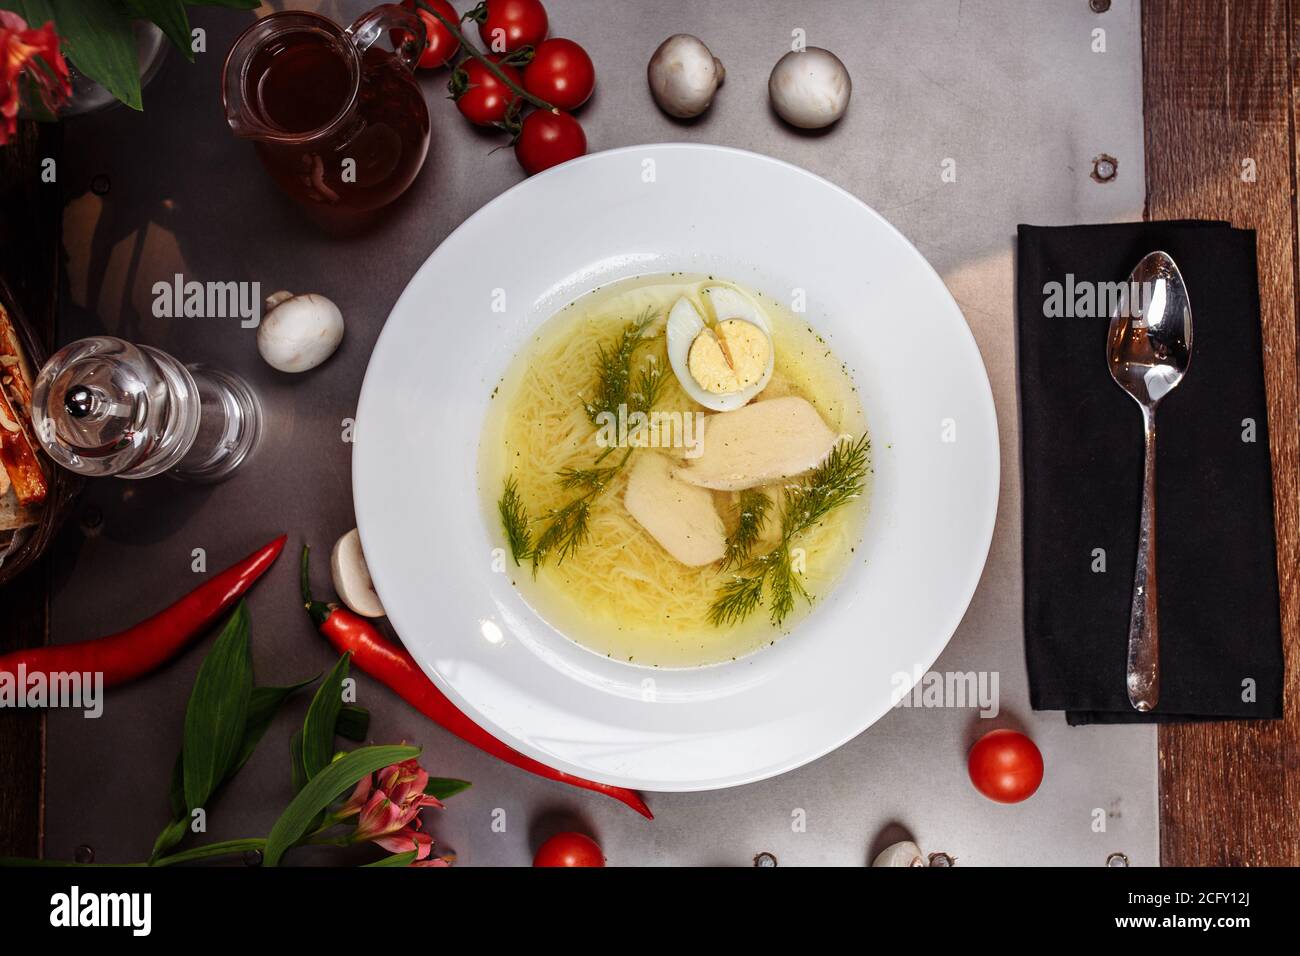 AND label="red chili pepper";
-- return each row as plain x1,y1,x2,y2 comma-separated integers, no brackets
301,545,653,820
0,535,286,687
